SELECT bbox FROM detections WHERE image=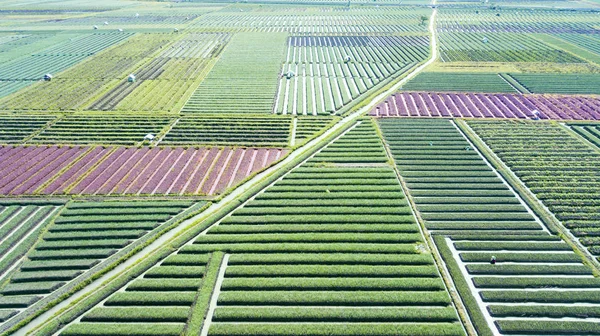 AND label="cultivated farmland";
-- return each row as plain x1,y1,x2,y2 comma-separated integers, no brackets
379,118,600,335
1,1,600,335
61,120,466,336
371,92,600,120
468,120,600,261
0,145,287,196
0,200,201,327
